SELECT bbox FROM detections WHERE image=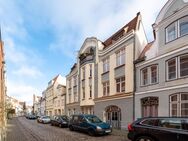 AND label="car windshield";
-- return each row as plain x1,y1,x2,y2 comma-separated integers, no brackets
86,115,102,123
